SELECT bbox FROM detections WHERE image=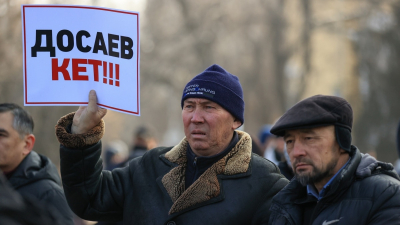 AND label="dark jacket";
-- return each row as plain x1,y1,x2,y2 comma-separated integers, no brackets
56,114,288,225
7,151,74,225
0,170,65,225
268,146,400,225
